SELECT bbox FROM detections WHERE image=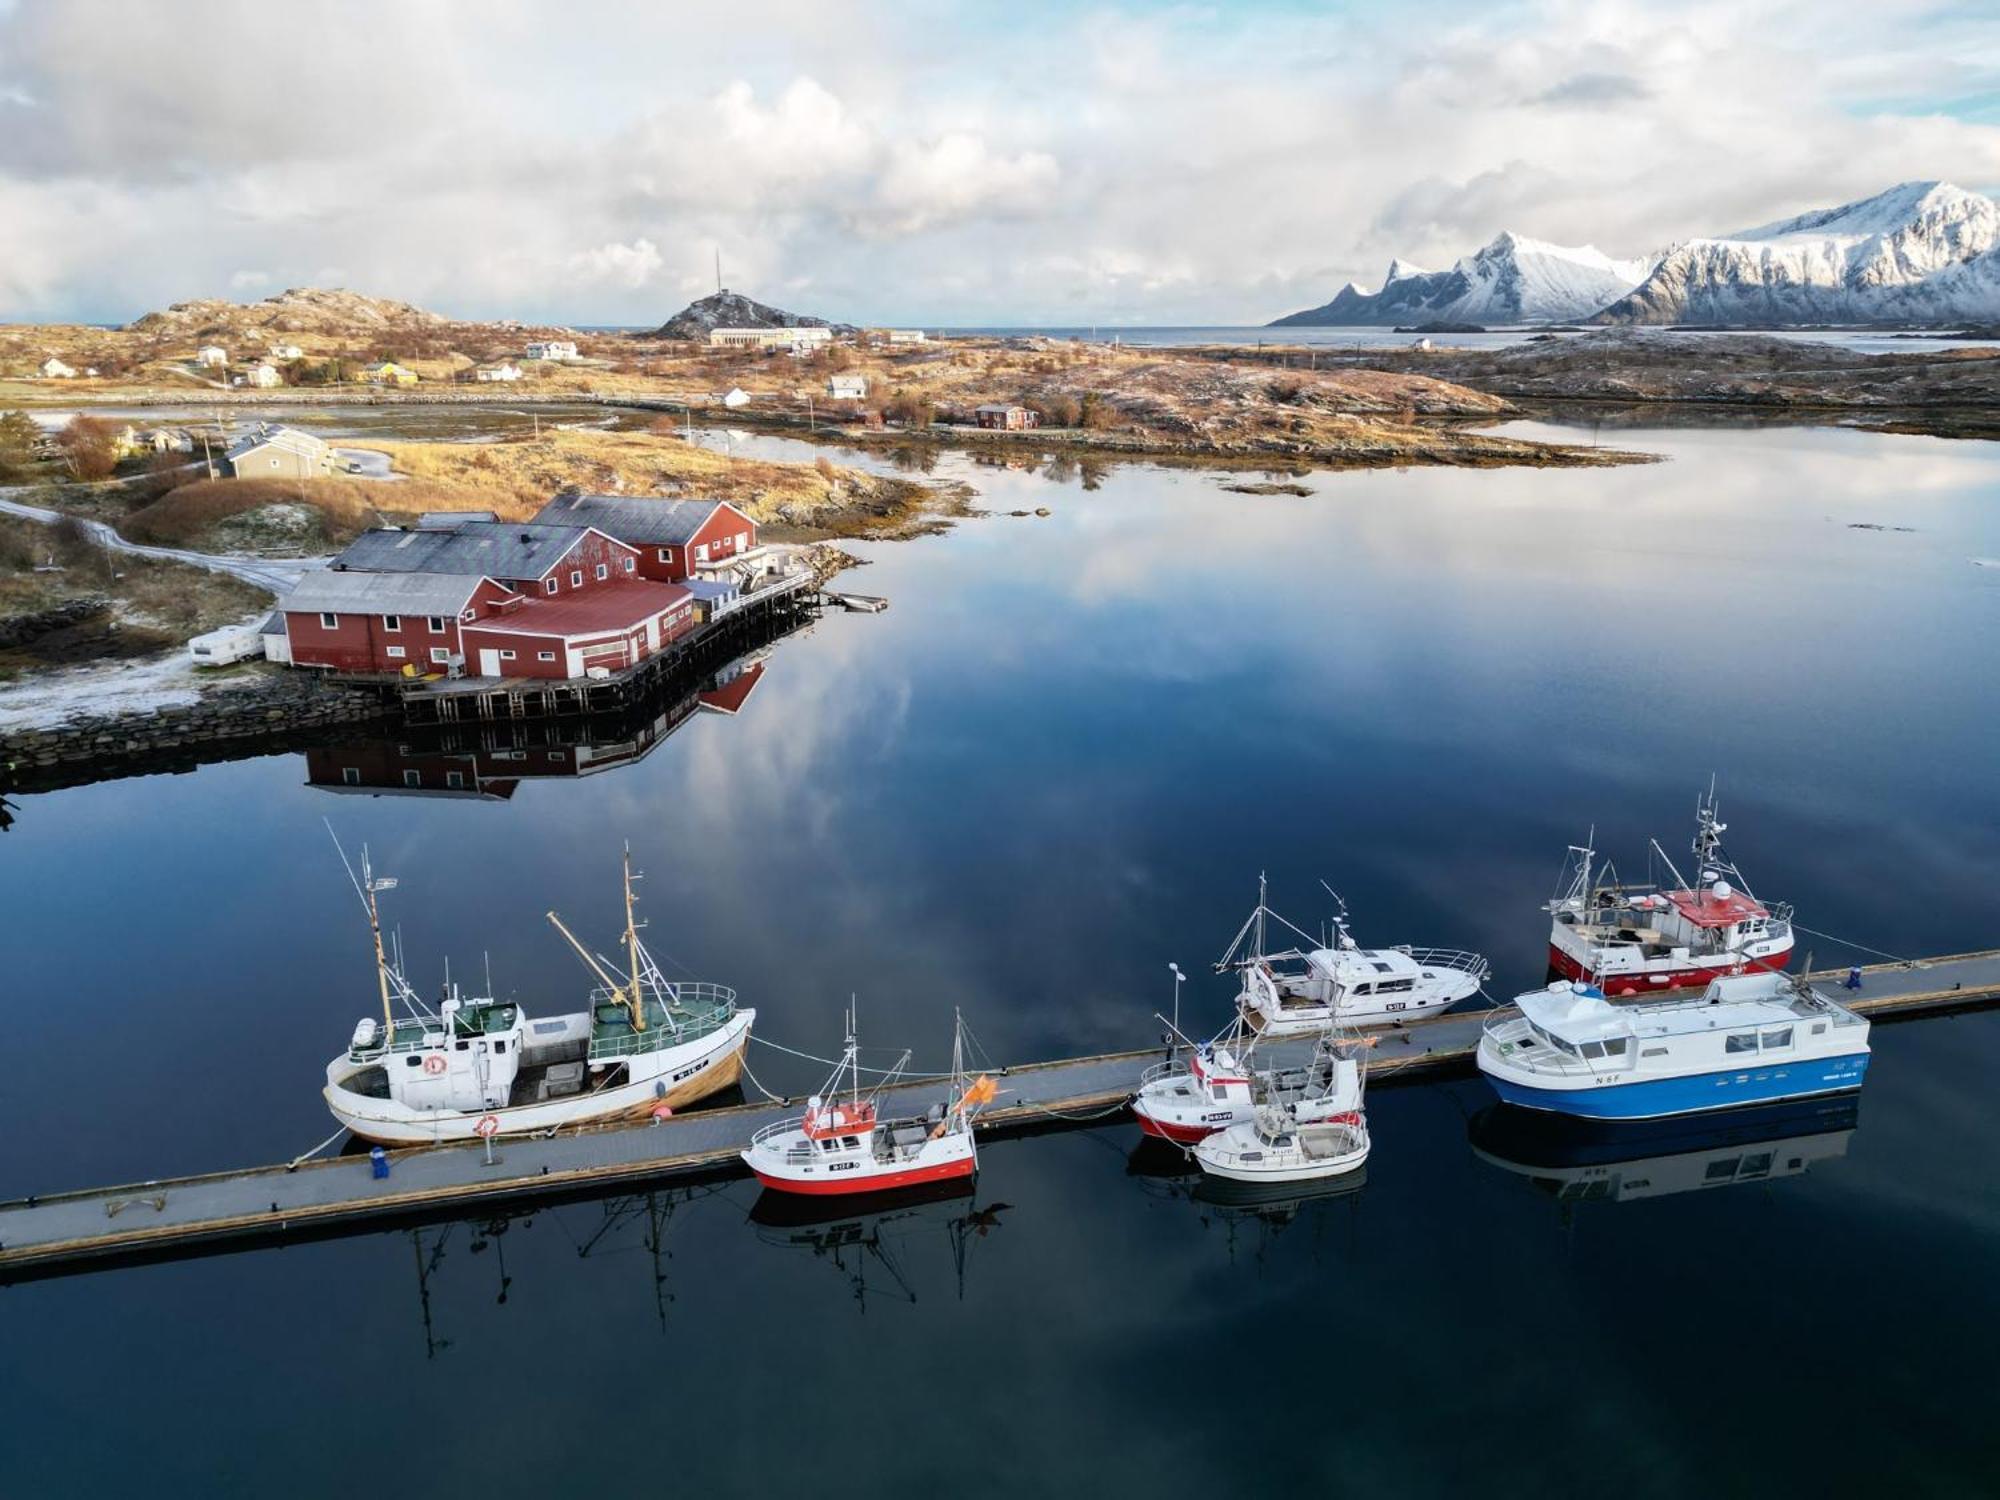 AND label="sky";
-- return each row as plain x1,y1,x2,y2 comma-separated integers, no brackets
2,0,1999,327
